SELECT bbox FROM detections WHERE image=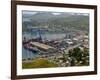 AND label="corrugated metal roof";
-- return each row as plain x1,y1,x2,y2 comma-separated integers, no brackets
30,42,54,50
